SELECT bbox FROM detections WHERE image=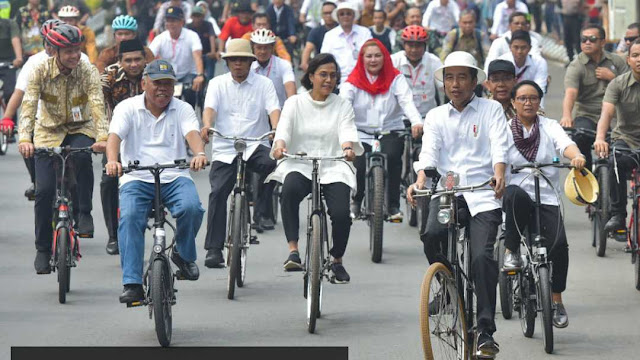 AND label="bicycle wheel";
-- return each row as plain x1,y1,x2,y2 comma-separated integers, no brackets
272,184,280,224
496,236,514,320
227,193,243,299
406,172,418,227
519,271,536,338
635,252,640,291
57,227,70,304
151,258,172,347
238,197,249,288
307,214,322,334
538,266,554,353
0,132,7,155
596,165,610,257
420,262,467,360
369,166,384,263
